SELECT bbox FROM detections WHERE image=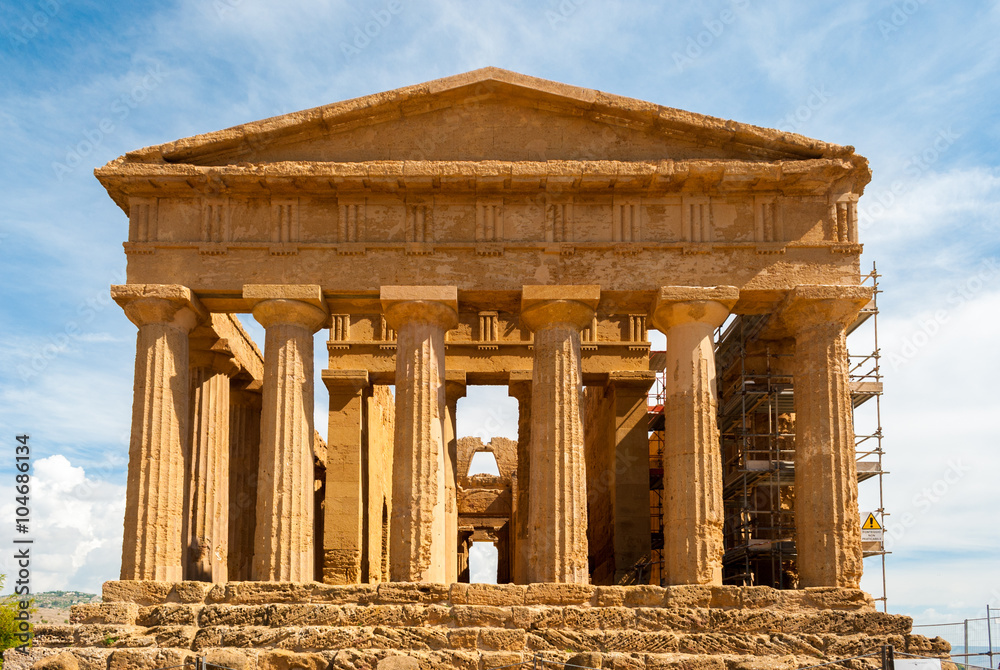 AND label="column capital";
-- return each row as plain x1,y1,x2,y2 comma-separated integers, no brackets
520,284,600,332
778,285,873,334
649,286,738,332
112,284,207,331
606,370,656,395
380,285,458,331
189,335,240,376
245,284,328,331
321,369,370,394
